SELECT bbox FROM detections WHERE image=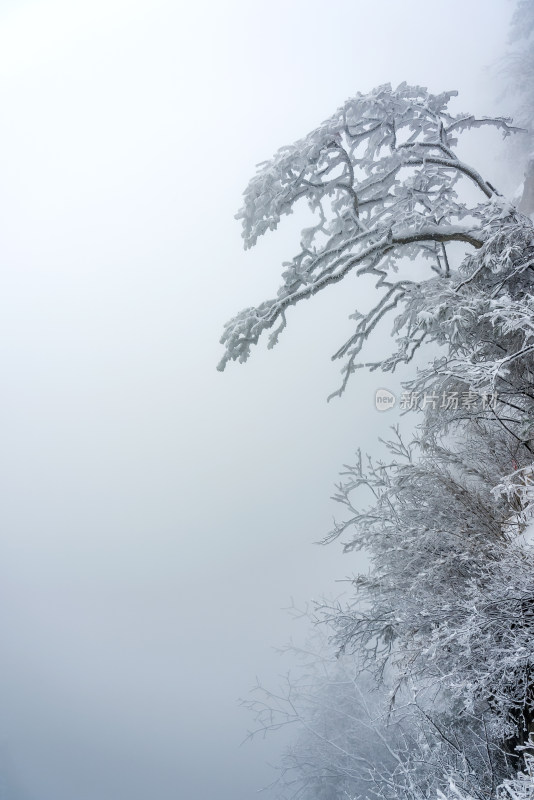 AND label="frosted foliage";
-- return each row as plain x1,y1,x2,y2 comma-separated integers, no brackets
438,748,534,800
492,465,534,534
243,640,403,800
219,83,517,398
315,191,534,793
500,751,534,800
398,208,534,446
229,81,534,800
246,628,520,800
